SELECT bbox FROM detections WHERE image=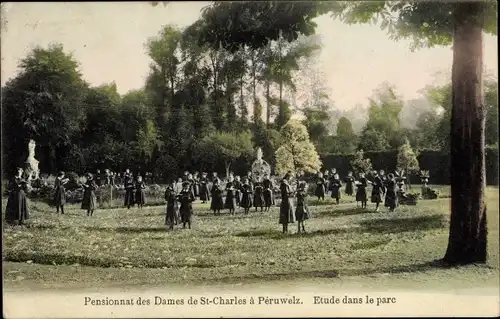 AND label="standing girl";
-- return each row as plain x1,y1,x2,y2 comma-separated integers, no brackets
5,167,30,226
199,172,211,204
81,173,97,216
371,170,385,212
54,171,69,214
164,182,179,230
135,175,146,209
344,171,355,196
330,173,343,205
385,173,398,211
234,175,242,207
315,172,327,201
240,177,253,215
123,169,135,209
279,173,295,234
295,181,310,233
262,174,275,211
253,177,265,212
355,172,369,208
178,181,195,229
224,175,237,215
210,179,224,215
